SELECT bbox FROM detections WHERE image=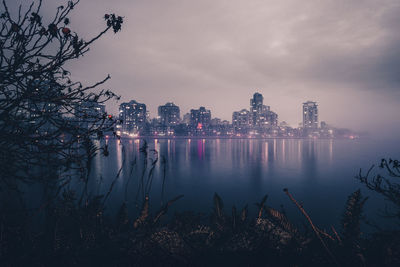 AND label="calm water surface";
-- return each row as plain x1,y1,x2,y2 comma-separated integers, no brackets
88,138,400,228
